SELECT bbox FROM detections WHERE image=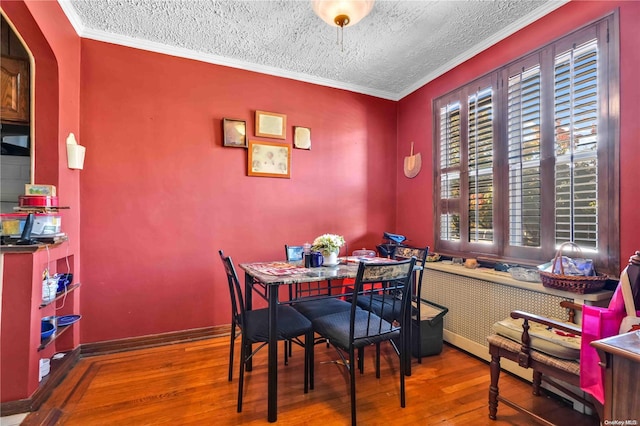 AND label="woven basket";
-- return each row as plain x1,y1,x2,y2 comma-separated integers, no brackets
539,242,608,294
